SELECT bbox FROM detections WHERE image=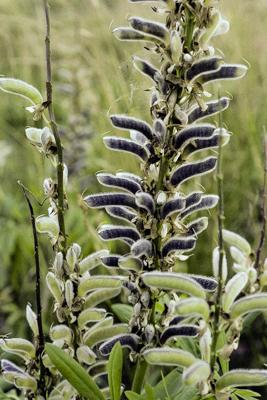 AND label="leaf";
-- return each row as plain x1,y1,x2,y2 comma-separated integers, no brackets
0,78,43,105
125,392,143,400
45,344,104,400
111,304,133,323
144,384,156,400
108,341,123,400
234,388,261,399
